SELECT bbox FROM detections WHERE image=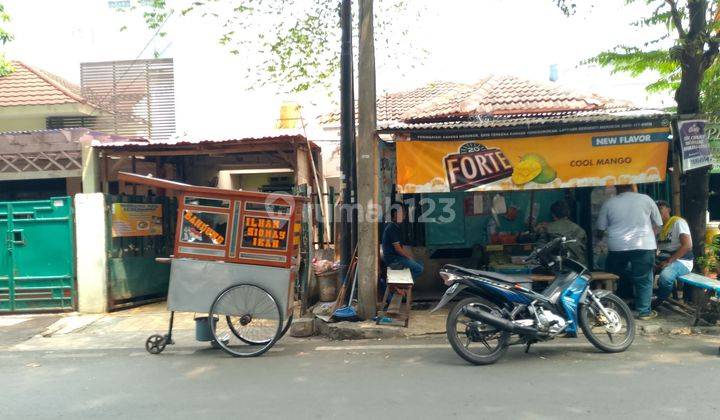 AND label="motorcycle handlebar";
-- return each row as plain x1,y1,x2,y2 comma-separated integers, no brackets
522,237,566,264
